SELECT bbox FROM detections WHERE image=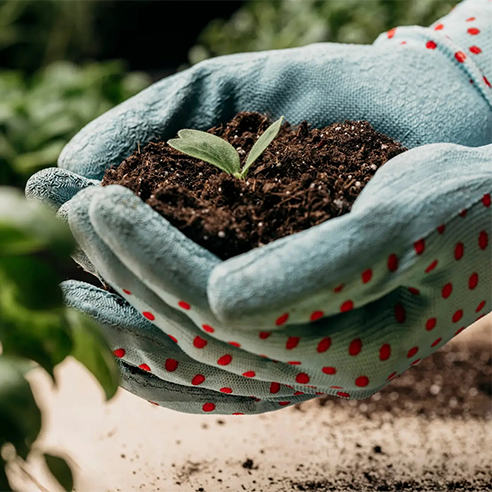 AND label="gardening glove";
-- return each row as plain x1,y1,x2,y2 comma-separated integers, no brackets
26,0,492,415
